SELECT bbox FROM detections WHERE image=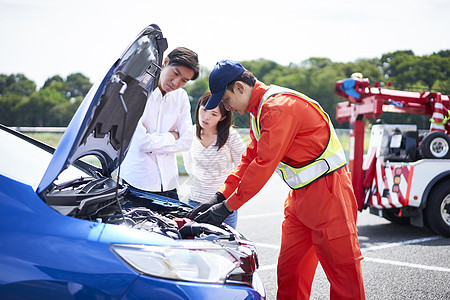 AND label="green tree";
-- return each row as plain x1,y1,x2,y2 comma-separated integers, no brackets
242,59,284,83
433,78,450,94
380,50,415,79
2,74,36,97
3,49,448,129
413,55,447,90
386,55,418,89
48,98,83,126
0,74,37,125
64,73,92,98
16,87,67,126
433,50,450,93
346,58,383,82
0,74,8,95
42,75,64,89
184,71,210,123
380,50,450,91
0,93,22,125
300,57,333,71
435,50,450,58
